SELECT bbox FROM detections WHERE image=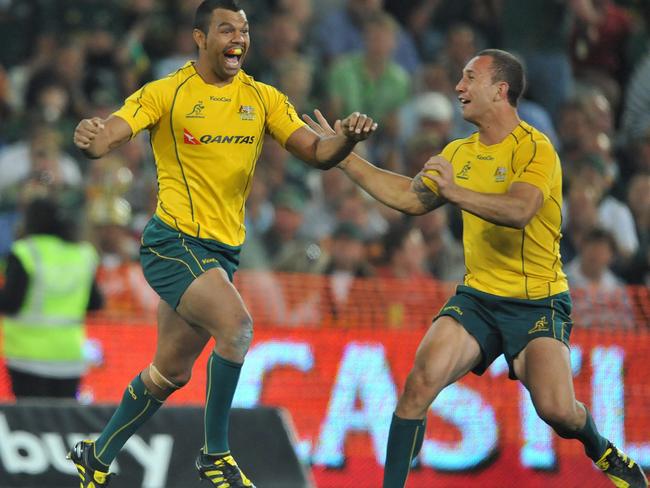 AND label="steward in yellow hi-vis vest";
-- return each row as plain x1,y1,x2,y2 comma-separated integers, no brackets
0,198,102,399
113,62,305,246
